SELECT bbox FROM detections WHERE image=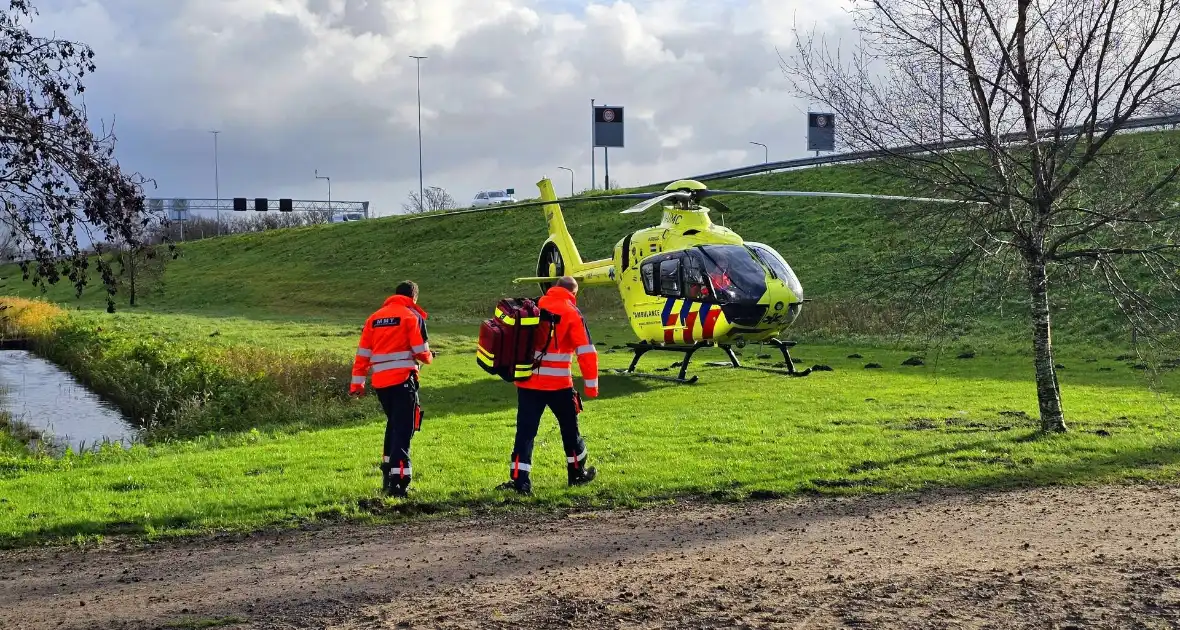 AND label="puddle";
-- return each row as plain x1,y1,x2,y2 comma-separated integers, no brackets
0,350,139,453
